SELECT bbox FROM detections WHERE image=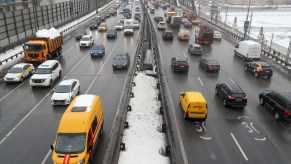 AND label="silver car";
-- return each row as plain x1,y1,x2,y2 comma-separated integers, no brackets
188,43,202,55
